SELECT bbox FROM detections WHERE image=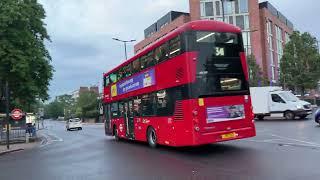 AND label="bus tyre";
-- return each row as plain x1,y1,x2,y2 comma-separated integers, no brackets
147,127,157,148
284,111,295,120
114,126,119,141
